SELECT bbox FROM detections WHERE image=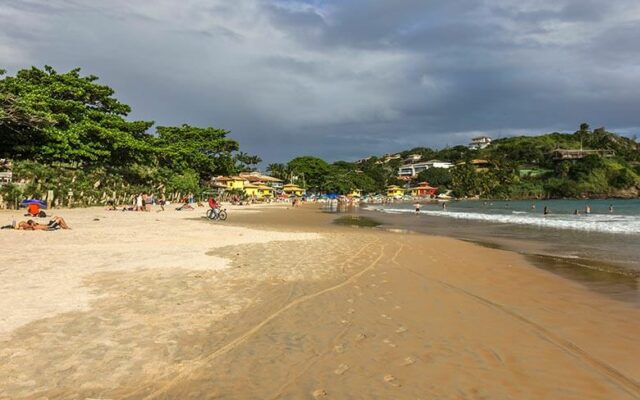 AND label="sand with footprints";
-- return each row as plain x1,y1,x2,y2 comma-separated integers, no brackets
1,204,640,399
